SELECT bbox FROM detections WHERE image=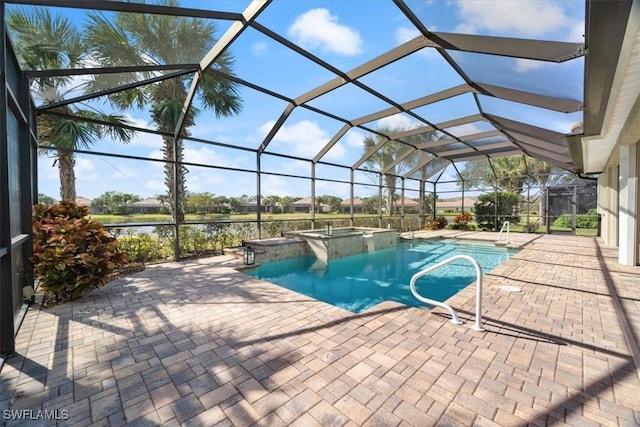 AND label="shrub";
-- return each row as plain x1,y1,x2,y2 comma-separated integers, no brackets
118,232,170,264
473,191,522,230
31,201,127,304
552,209,599,229
452,212,474,230
522,220,540,233
425,216,448,230
262,220,284,238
